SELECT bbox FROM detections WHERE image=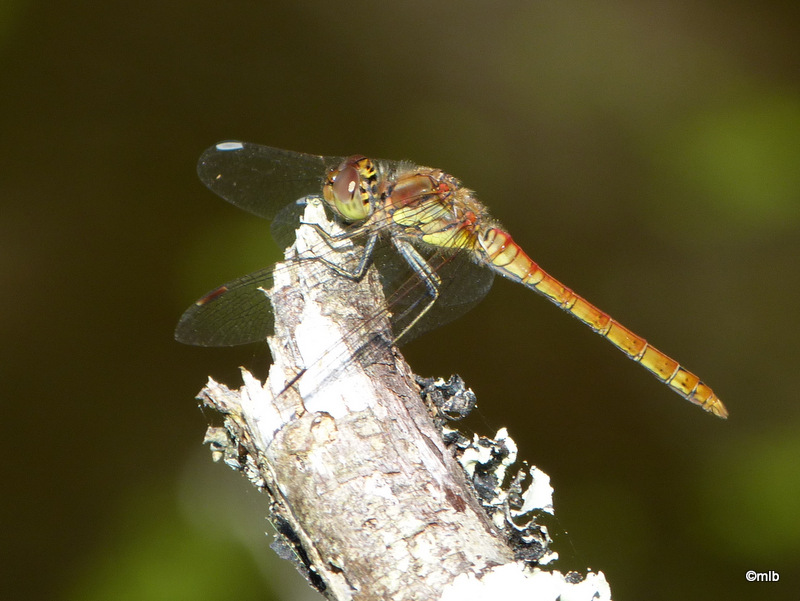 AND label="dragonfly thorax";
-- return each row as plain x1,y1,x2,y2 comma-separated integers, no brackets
323,155,379,223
